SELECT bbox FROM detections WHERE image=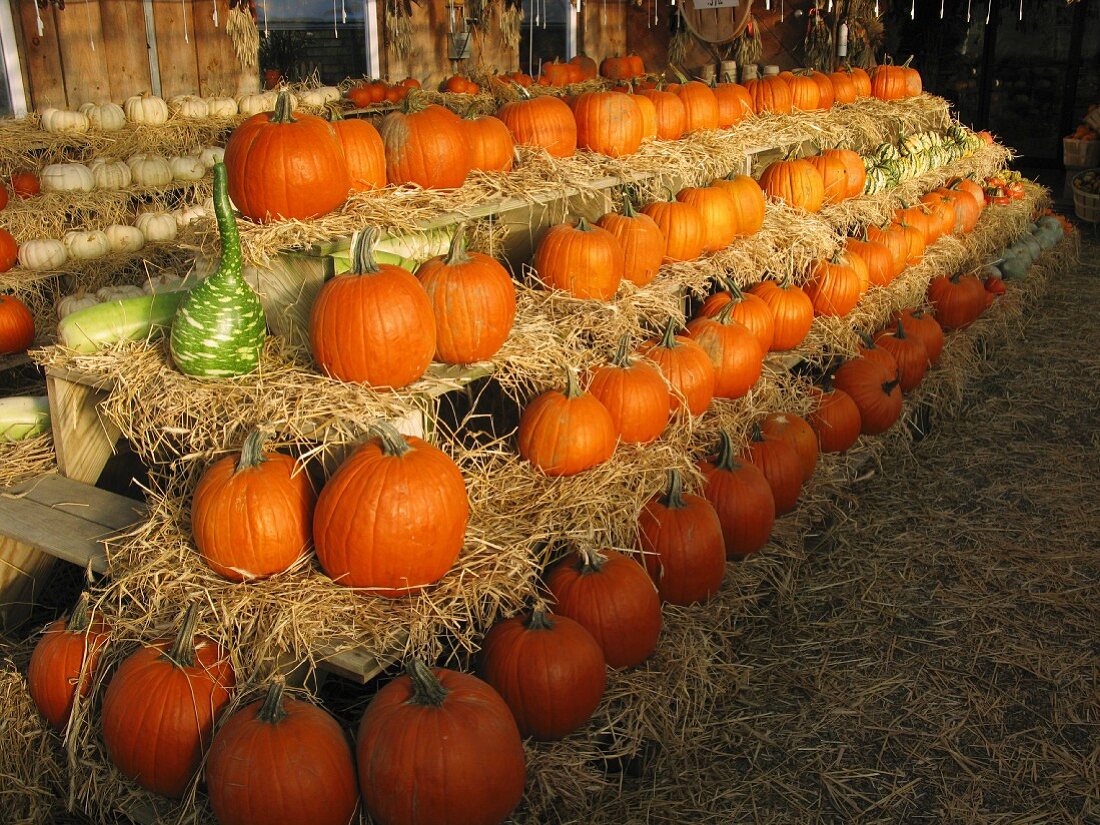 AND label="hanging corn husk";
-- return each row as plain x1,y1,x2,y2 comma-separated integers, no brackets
669,12,691,69
387,0,415,64
731,15,763,67
226,3,259,69
803,6,834,71
499,0,524,53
